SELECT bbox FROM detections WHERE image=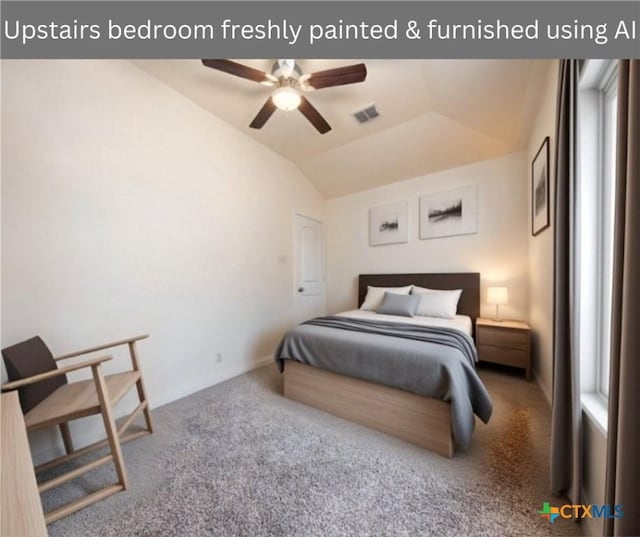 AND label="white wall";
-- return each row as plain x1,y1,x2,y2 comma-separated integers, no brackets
1,60,325,461
326,152,530,321
526,60,558,404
